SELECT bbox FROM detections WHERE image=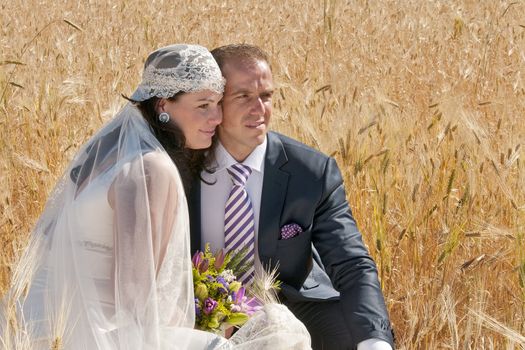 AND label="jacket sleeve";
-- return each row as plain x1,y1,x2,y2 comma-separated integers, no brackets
311,157,394,346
